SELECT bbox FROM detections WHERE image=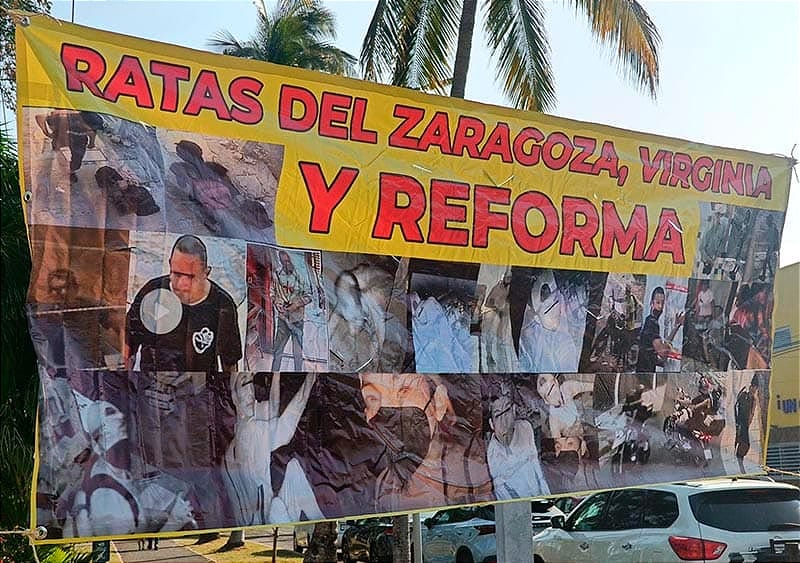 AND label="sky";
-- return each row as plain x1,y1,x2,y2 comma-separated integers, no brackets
14,0,800,265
